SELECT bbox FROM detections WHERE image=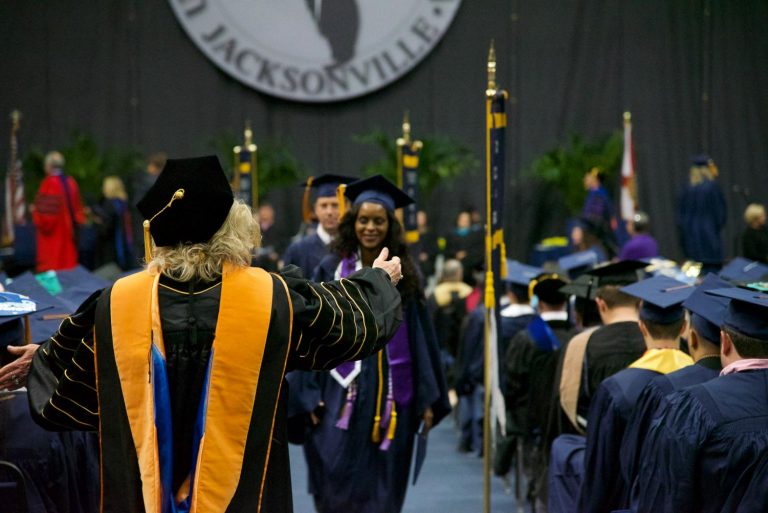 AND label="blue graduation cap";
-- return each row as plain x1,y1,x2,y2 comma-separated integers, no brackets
557,250,599,279
343,175,414,213
682,274,733,344
690,154,711,166
4,272,76,343
54,265,109,309
302,174,356,198
706,287,768,340
718,257,768,284
622,275,695,323
505,260,543,286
